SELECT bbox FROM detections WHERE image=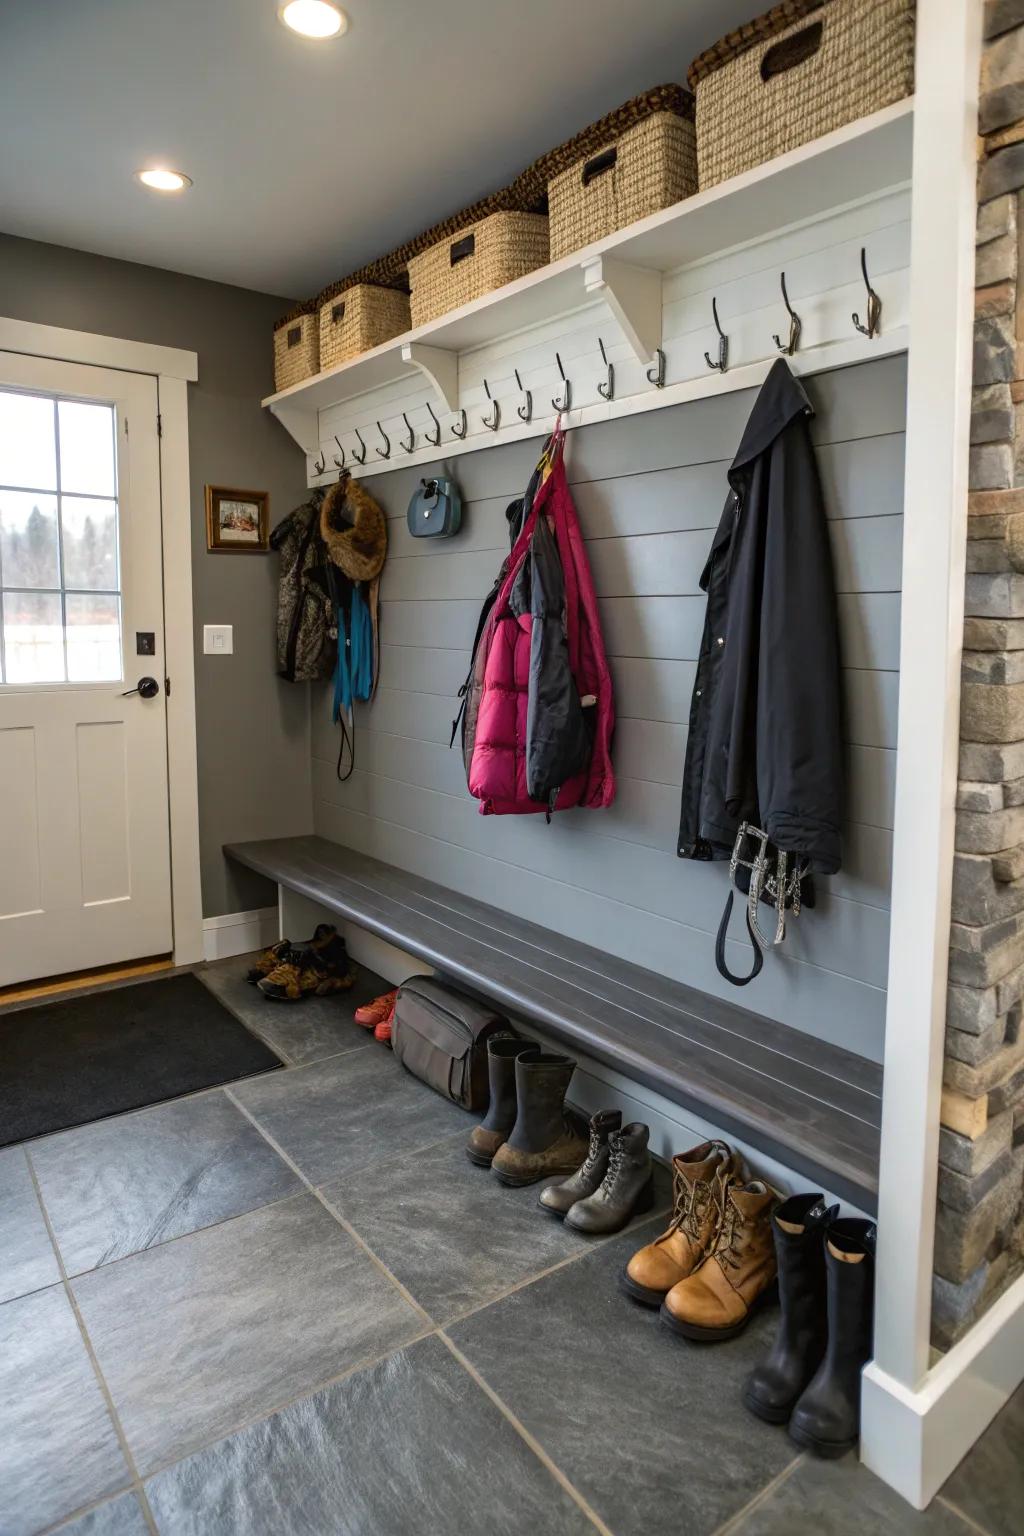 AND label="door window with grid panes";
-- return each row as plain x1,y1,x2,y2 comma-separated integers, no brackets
0,388,122,684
